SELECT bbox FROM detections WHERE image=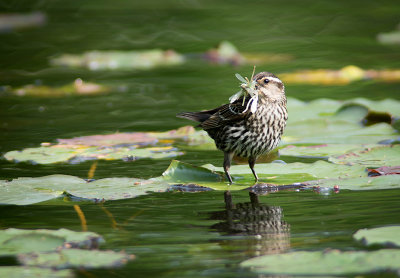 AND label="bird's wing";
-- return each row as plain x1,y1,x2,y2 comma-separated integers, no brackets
200,98,250,130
